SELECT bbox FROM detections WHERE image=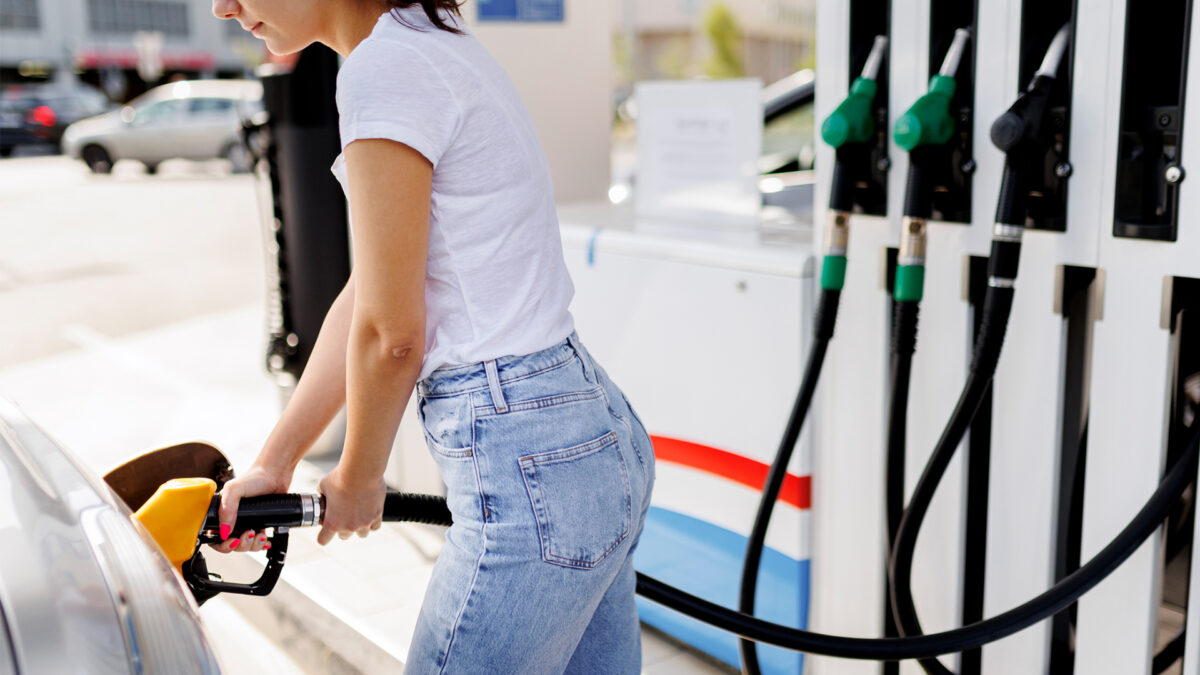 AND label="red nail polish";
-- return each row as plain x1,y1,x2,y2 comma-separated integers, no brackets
220,524,231,540
230,539,240,549
264,543,272,550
